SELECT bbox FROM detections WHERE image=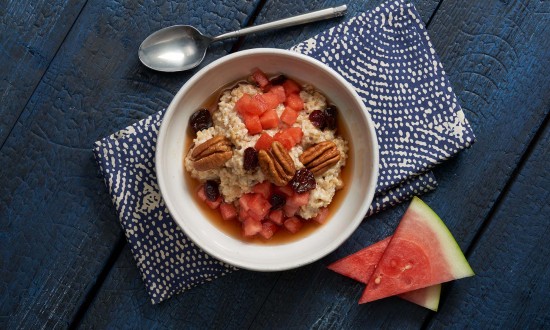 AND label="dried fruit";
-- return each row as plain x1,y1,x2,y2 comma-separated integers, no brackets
324,105,338,130
243,147,259,171
269,193,286,210
309,110,326,130
290,168,316,194
189,109,213,133
204,180,220,201
270,75,287,85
